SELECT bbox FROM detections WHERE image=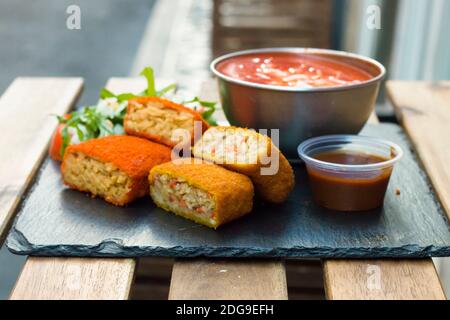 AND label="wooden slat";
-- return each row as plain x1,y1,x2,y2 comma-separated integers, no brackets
323,84,448,300
0,78,83,242
133,258,324,300
323,259,445,300
169,259,288,300
387,81,450,298
10,257,135,300
387,81,450,220
8,77,149,300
